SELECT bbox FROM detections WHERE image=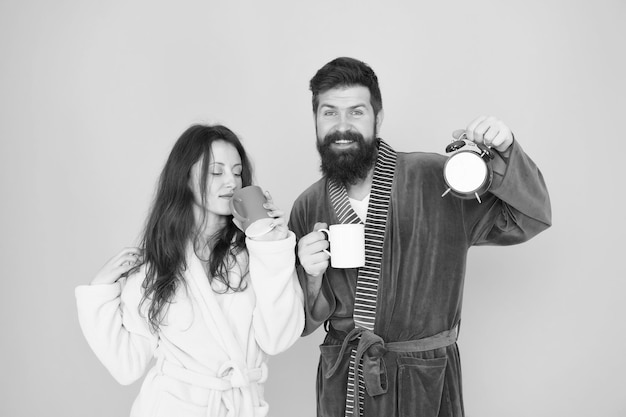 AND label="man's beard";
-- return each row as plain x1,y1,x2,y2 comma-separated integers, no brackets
316,130,379,186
